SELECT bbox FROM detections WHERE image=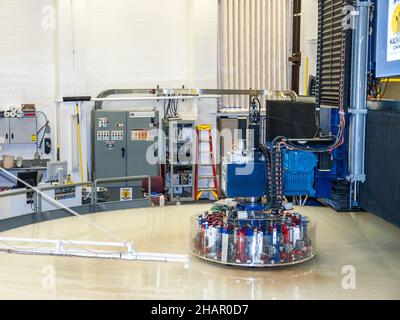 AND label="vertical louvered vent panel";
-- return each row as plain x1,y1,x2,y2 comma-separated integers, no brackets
316,0,352,108
218,0,291,109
